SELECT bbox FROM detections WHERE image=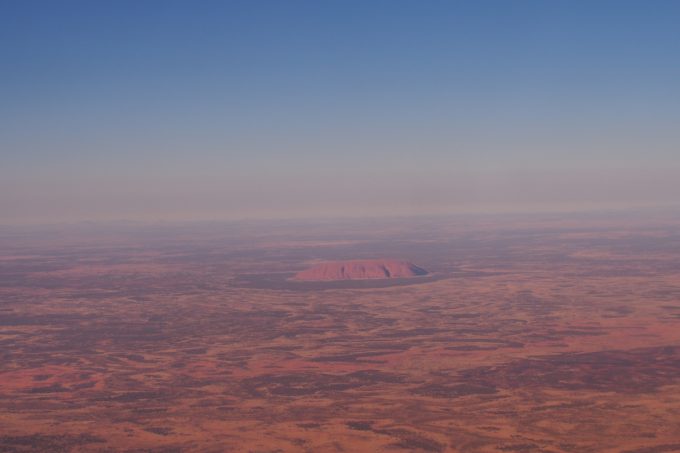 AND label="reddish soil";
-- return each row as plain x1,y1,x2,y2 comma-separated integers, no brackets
2,212,680,452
